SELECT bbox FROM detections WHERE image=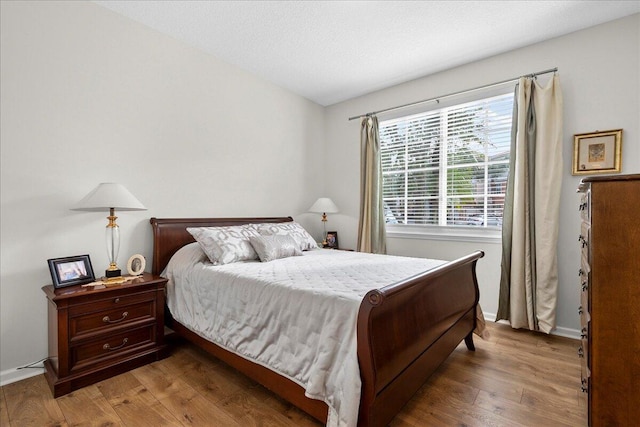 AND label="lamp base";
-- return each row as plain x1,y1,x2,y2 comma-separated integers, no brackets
105,268,121,278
